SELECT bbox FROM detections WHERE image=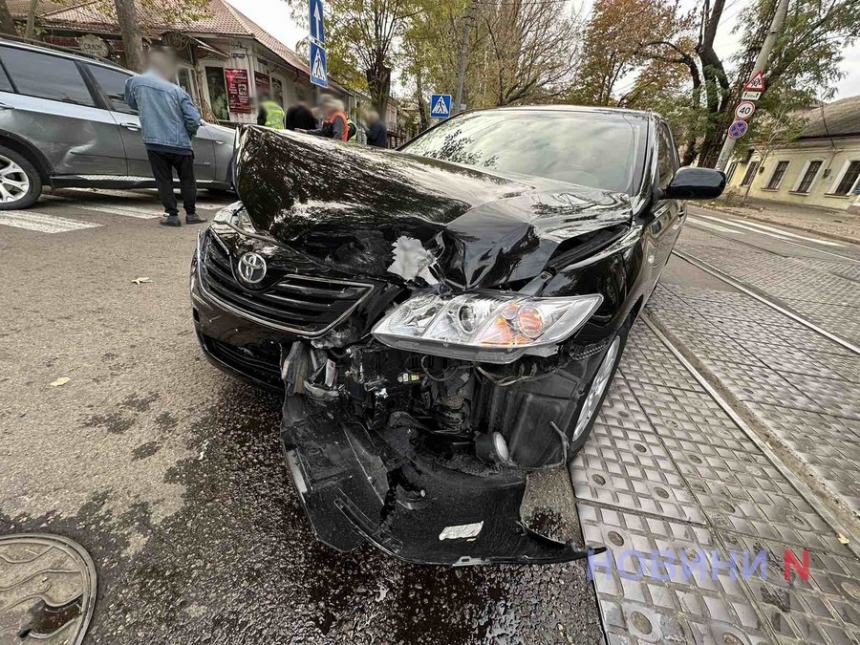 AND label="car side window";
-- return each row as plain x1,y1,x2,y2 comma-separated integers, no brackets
0,61,13,93
0,46,95,106
657,124,679,189
86,64,136,115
